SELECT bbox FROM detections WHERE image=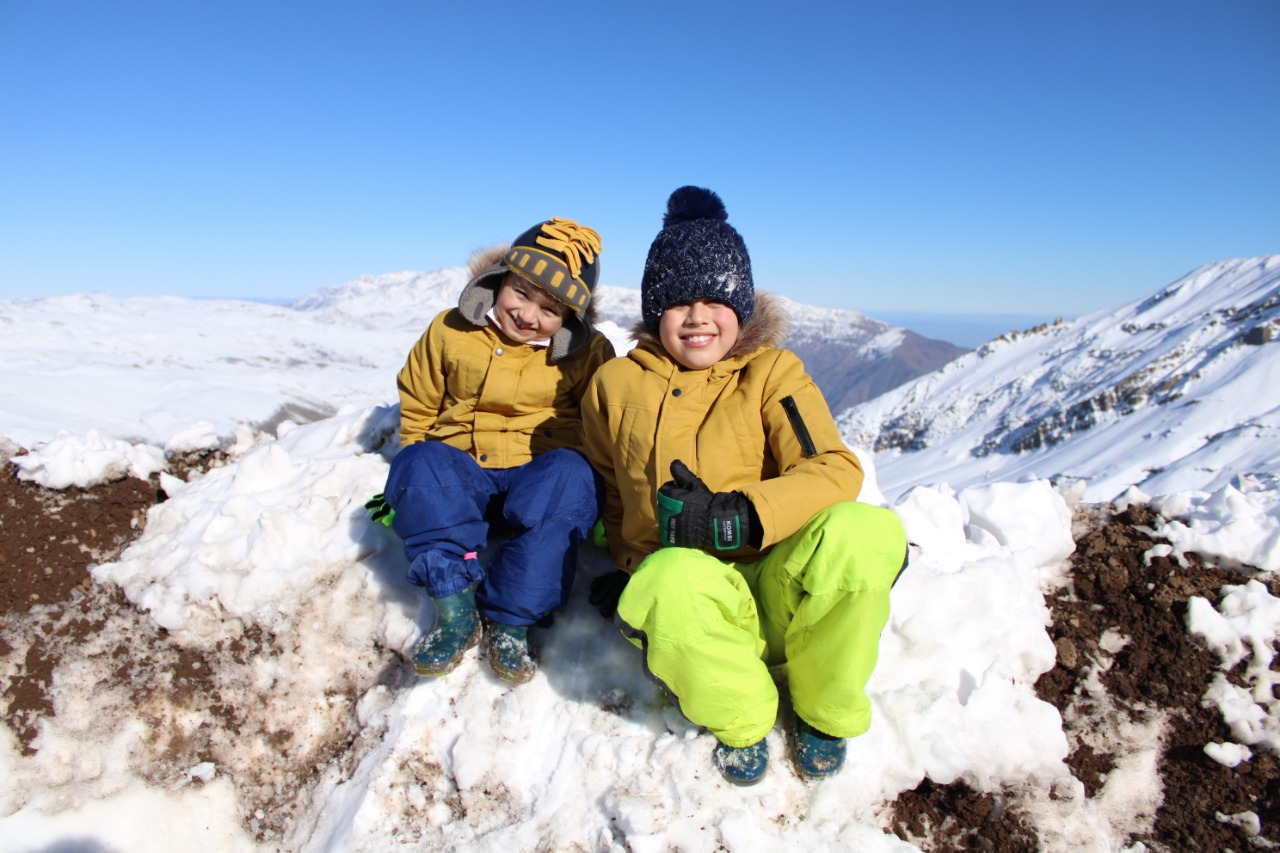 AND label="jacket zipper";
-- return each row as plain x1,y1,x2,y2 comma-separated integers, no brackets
780,396,818,458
